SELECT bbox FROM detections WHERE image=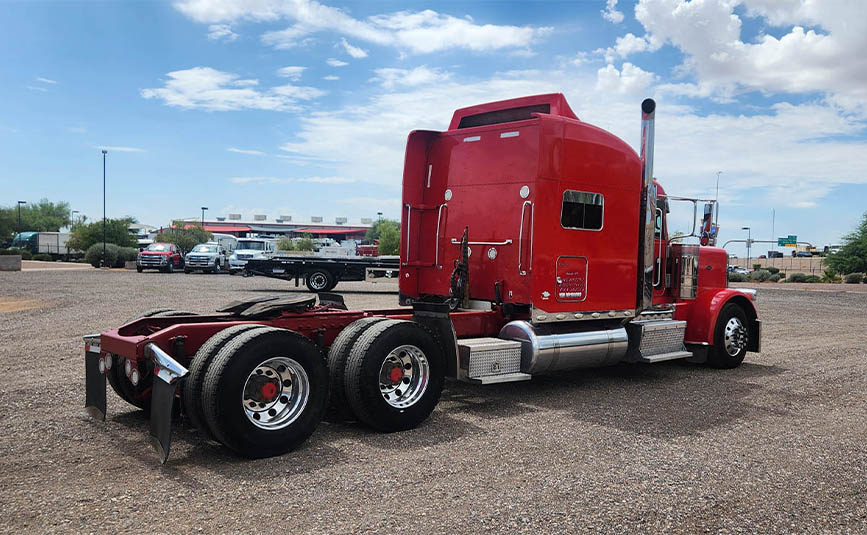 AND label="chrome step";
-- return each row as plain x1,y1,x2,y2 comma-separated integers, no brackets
471,372,532,384
637,350,692,363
